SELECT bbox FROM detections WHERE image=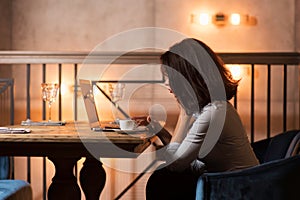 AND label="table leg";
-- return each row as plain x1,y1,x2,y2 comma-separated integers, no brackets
80,157,106,200
47,157,81,200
